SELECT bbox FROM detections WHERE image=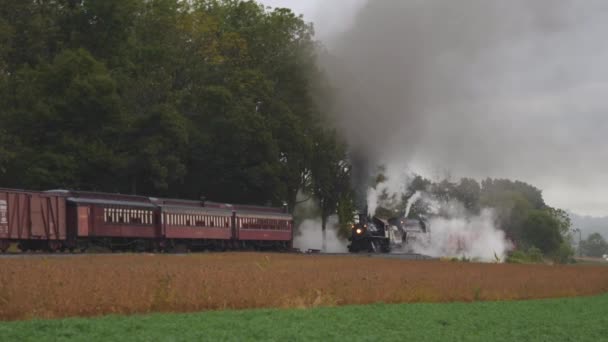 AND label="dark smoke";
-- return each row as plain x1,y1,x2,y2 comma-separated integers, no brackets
317,0,608,214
